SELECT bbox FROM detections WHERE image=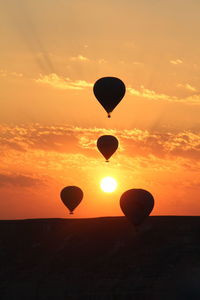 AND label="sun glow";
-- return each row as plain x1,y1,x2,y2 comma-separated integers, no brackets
100,177,117,193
